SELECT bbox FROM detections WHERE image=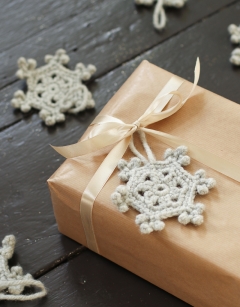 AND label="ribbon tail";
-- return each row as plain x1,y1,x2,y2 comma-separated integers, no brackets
80,136,131,253
143,127,240,182
51,127,132,158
